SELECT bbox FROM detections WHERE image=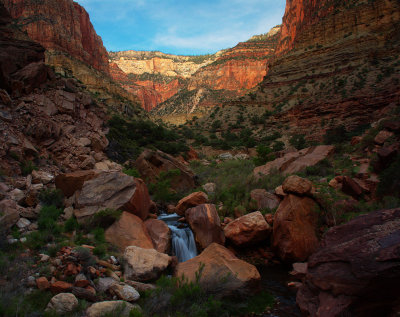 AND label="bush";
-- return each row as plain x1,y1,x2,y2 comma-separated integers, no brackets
123,168,140,178
38,205,62,233
289,134,307,149
90,208,122,229
324,125,350,144
38,188,64,208
149,169,181,204
253,145,275,166
64,216,79,232
20,160,37,176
